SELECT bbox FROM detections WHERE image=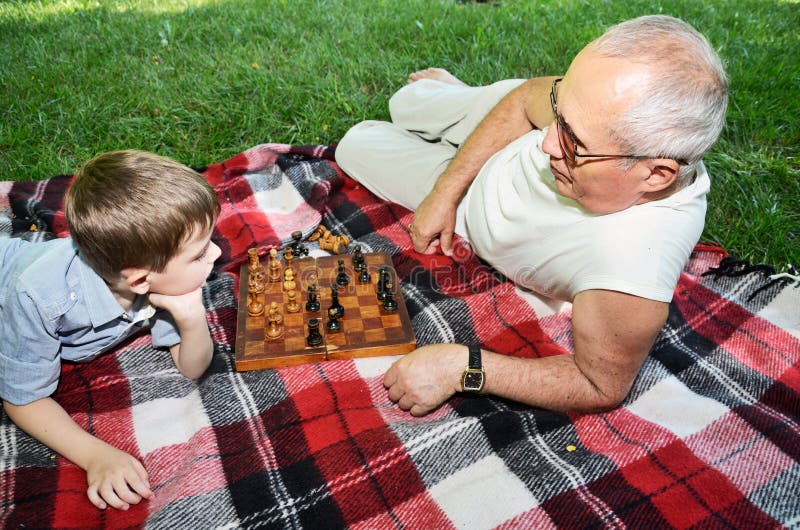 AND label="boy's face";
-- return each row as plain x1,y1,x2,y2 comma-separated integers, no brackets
145,225,221,296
